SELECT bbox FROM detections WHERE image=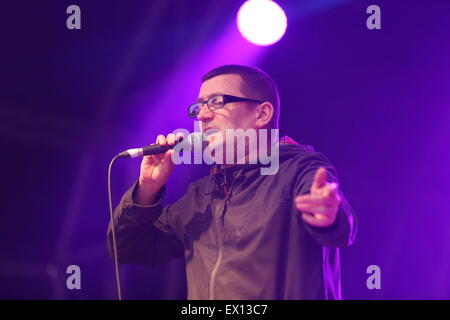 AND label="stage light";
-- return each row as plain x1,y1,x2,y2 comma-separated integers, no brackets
237,0,287,46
